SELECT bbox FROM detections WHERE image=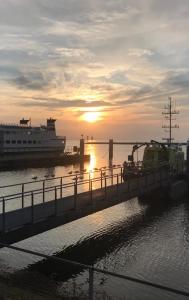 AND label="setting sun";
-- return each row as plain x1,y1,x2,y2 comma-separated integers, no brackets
82,112,102,123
